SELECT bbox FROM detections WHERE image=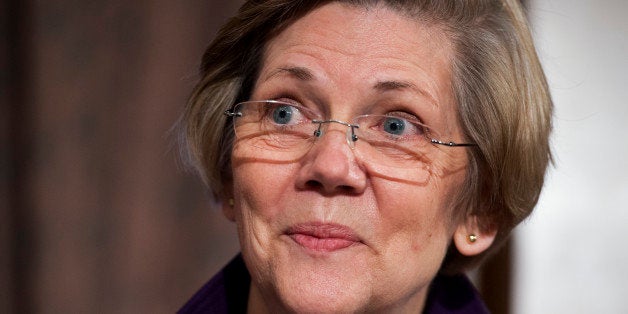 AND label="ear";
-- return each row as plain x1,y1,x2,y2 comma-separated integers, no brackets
220,182,236,222
453,216,497,256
